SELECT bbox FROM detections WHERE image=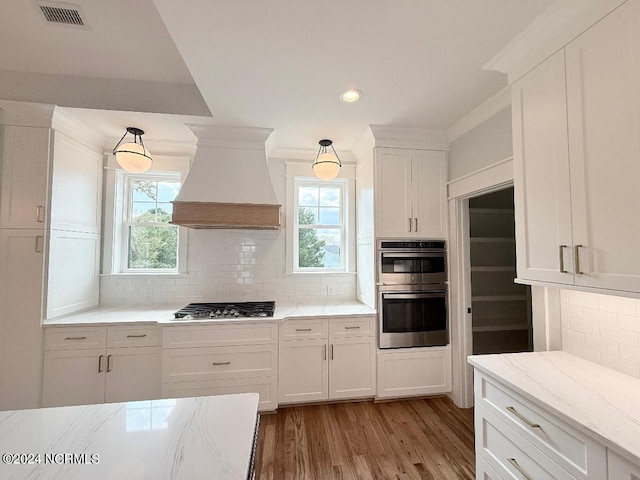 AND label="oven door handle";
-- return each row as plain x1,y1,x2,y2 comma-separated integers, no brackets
381,252,443,258
382,292,446,300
